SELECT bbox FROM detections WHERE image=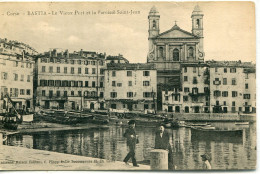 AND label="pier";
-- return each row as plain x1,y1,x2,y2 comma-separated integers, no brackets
0,145,150,170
